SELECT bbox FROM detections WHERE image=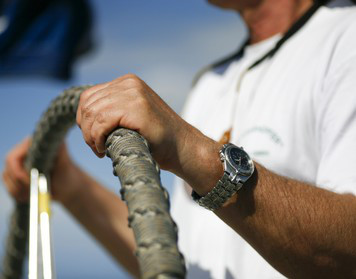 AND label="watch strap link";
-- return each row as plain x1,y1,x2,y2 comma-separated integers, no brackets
191,172,242,211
